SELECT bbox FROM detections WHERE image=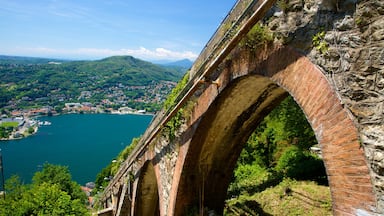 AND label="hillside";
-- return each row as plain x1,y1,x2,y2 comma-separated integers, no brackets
0,55,186,112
